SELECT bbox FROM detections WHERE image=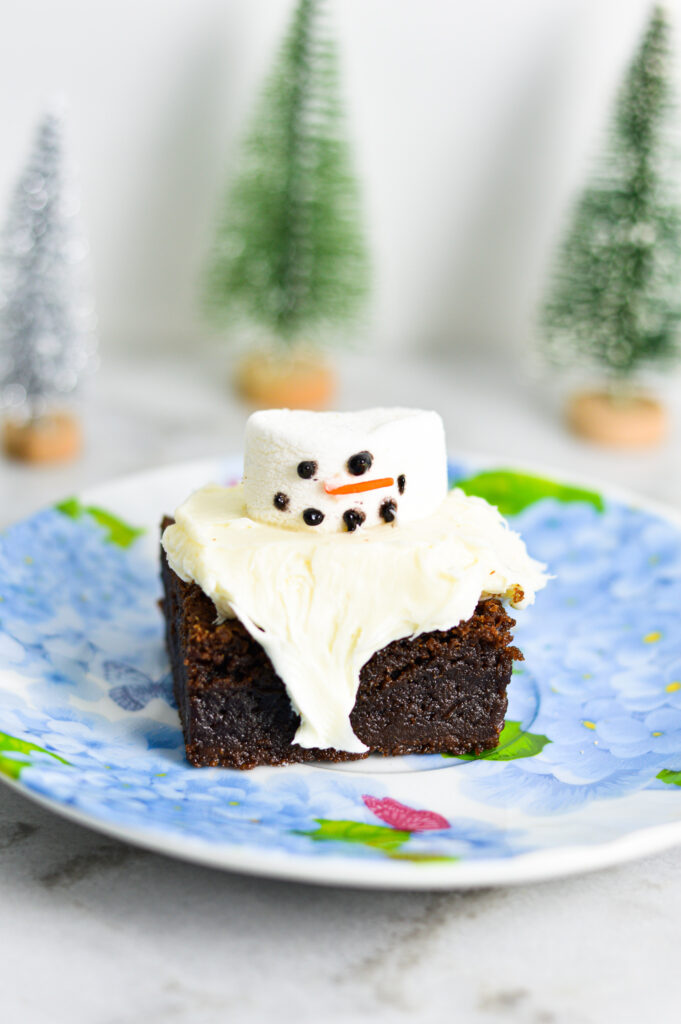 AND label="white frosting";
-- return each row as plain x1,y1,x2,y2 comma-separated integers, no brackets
243,408,448,532
162,483,548,754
